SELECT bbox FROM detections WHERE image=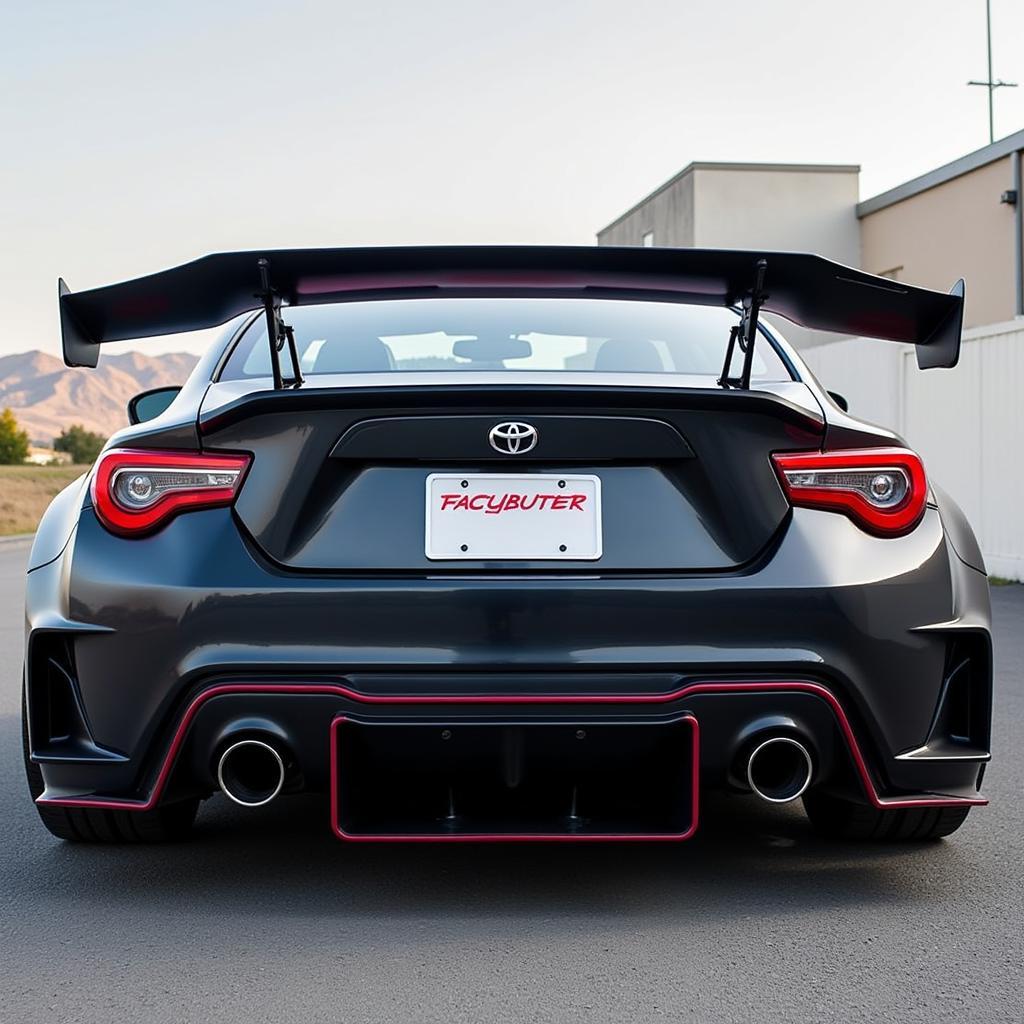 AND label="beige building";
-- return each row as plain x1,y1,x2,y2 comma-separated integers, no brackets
858,132,1024,329
598,129,1024,337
